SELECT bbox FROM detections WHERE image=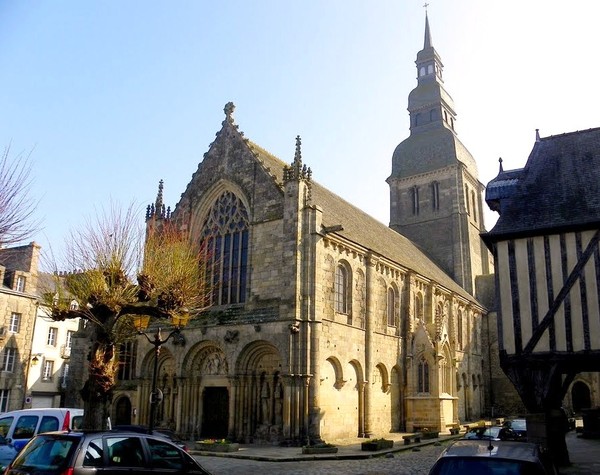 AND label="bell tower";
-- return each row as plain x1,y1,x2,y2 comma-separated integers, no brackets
386,13,491,294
